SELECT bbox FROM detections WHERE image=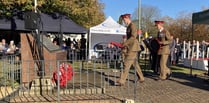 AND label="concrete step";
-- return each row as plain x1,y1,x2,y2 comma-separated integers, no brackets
0,86,18,99
18,87,105,95
30,77,55,90
18,78,106,96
